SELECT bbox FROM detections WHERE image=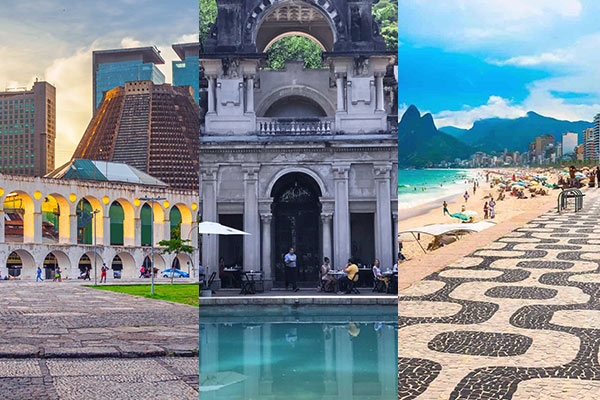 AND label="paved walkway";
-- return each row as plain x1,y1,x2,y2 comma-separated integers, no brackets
0,281,198,399
399,188,600,400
